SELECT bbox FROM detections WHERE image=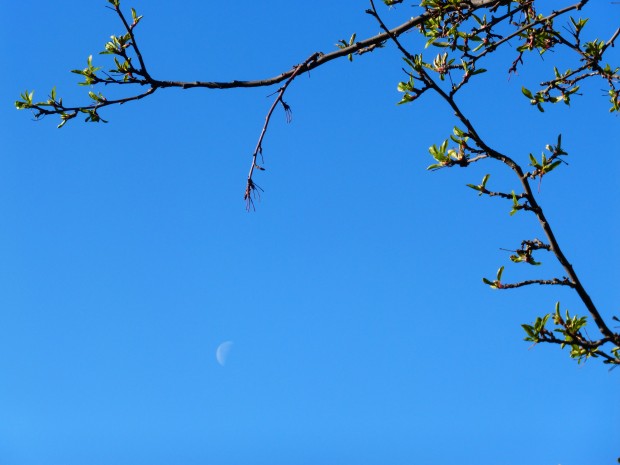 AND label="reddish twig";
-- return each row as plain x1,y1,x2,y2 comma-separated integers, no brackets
244,53,321,210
